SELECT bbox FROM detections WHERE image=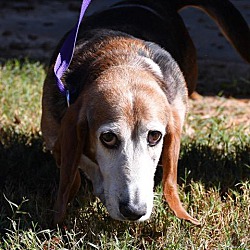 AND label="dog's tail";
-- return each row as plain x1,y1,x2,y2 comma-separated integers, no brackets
177,0,250,63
